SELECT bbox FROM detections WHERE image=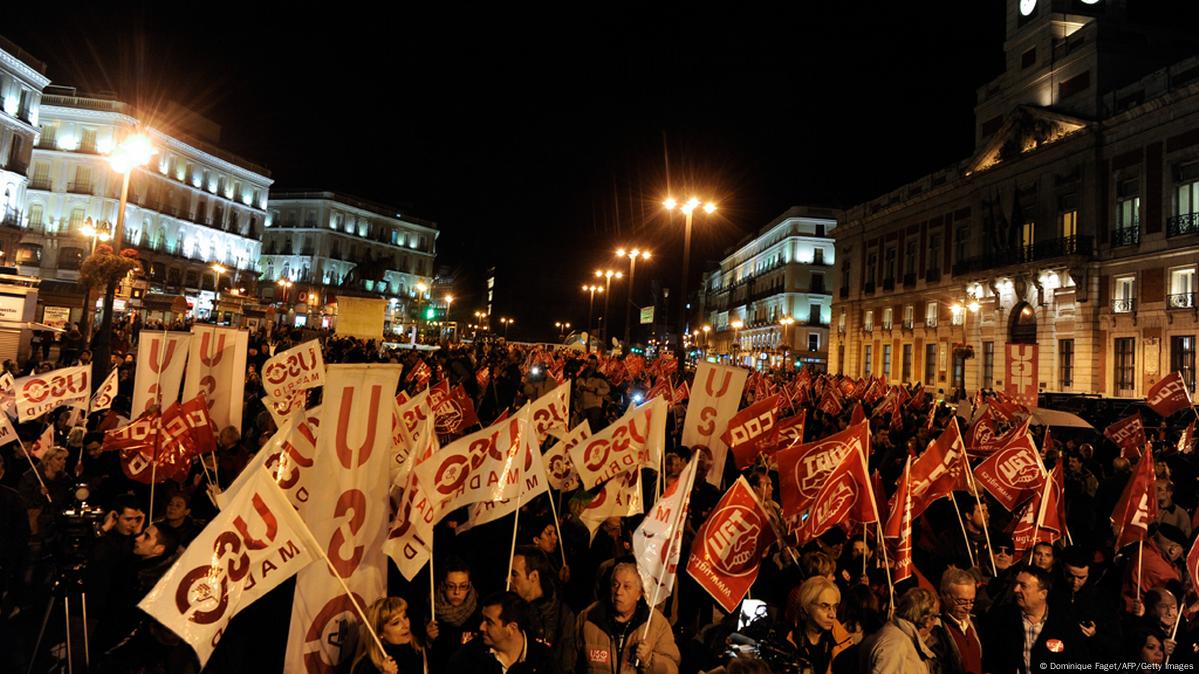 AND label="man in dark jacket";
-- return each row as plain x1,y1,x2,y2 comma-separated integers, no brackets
984,565,1088,673
510,546,576,674
449,591,559,674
